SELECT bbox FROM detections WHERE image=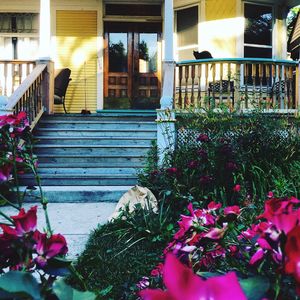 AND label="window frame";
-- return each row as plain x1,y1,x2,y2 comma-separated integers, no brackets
174,4,199,61
243,1,275,59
